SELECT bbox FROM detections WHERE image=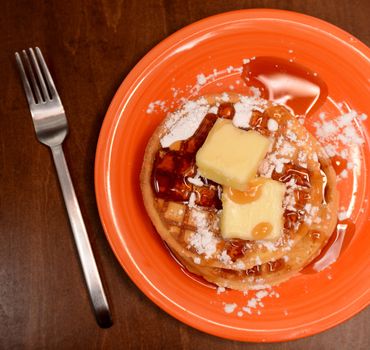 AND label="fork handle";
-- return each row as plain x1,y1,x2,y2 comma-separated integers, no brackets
51,144,112,328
